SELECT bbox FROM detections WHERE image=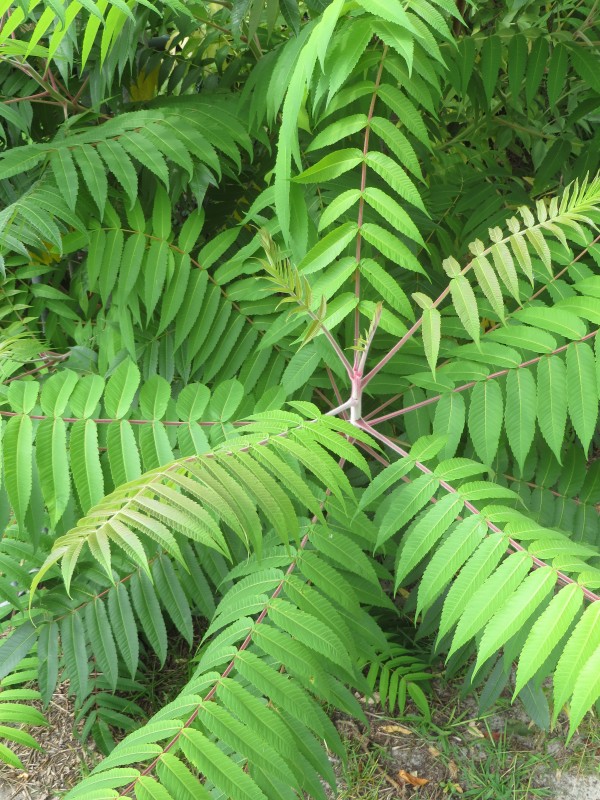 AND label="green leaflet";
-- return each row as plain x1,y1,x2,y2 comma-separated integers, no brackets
377,474,440,549
472,256,504,321
448,551,533,658
515,307,586,340
514,583,583,697
325,19,373,101
66,768,139,798
490,241,520,301
468,380,503,466
416,516,486,618
537,355,567,462
318,190,361,231
480,34,501,106
107,583,139,678
368,119,423,182
144,240,170,322
139,423,174,470
86,599,119,691
568,643,600,739
181,728,267,800
107,421,142,486
3,414,32,531
357,457,412,512
437,533,508,644
365,152,425,211
309,118,368,154
422,305,441,375
309,528,379,586
157,753,211,800
359,258,413,316
297,550,360,611
505,368,536,472
130,571,168,666
293,148,363,183
525,37,549,107
121,131,169,187
360,223,424,274
362,186,425,244
136,775,175,800
216,678,326,795
450,275,480,344
36,418,70,526
509,232,533,283
0,622,38,682
433,393,465,459
486,325,556,353
474,566,556,674
267,597,354,673
566,341,598,453
375,84,429,146
434,458,486,481
50,148,78,211
73,145,107,217
104,359,141,419
553,601,600,721
61,611,90,700
297,222,357,275
395,493,464,590
196,701,298,788
507,33,527,98
38,622,59,707
97,139,138,208
547,44,569,108
40,370,79,416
